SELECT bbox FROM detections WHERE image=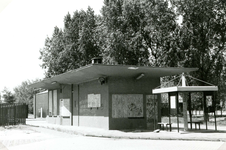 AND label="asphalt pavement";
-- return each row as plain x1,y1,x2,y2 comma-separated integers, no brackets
26,118,226,142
